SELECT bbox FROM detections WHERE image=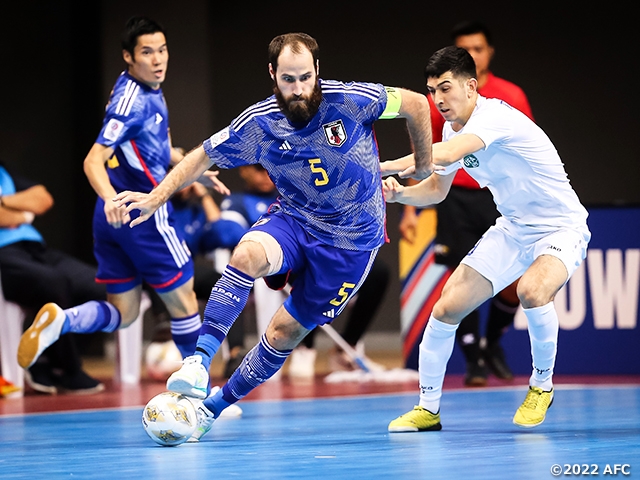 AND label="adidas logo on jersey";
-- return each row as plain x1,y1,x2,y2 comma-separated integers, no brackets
279,140,292,151
322,309,336,319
